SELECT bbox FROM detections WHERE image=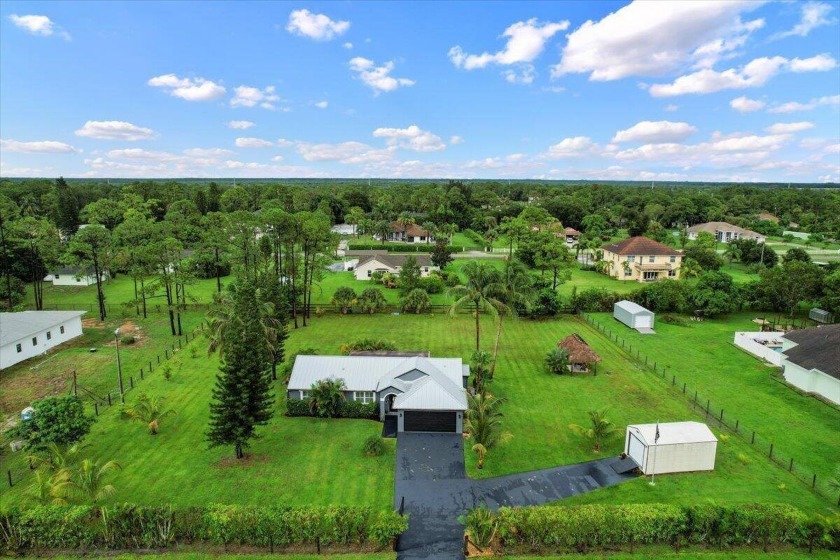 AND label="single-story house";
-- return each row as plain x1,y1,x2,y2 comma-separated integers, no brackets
564,227,582,246
0,311,86,370
331,224,357,235
46,266,109,287
614,300,655,332
557,334,601,373
625,422,717,475
287,355,469,433
687,222,765,244
779,324,840,405
379,223,434,244
353,254,439,280
601,237,682,282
